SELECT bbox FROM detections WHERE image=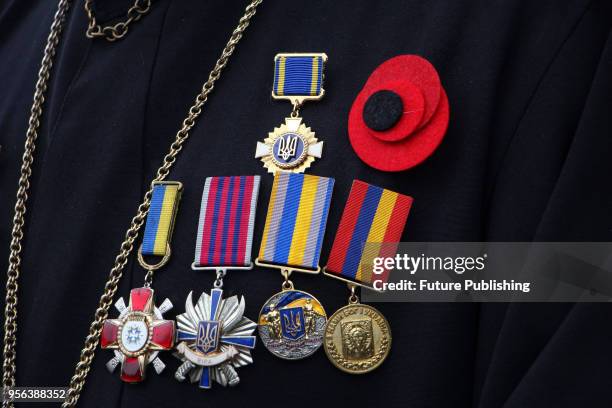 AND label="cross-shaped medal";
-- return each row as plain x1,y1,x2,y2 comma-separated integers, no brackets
101,287,175,383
